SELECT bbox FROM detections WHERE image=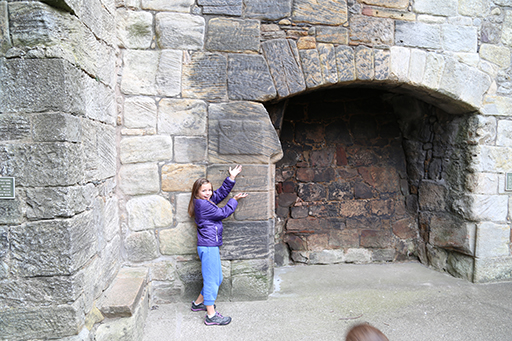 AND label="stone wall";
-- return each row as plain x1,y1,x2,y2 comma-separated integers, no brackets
2,0,512,339
0,0,118,339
